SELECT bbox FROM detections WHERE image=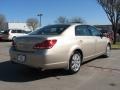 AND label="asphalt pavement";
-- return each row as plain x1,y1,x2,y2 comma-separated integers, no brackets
0,42,120,90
